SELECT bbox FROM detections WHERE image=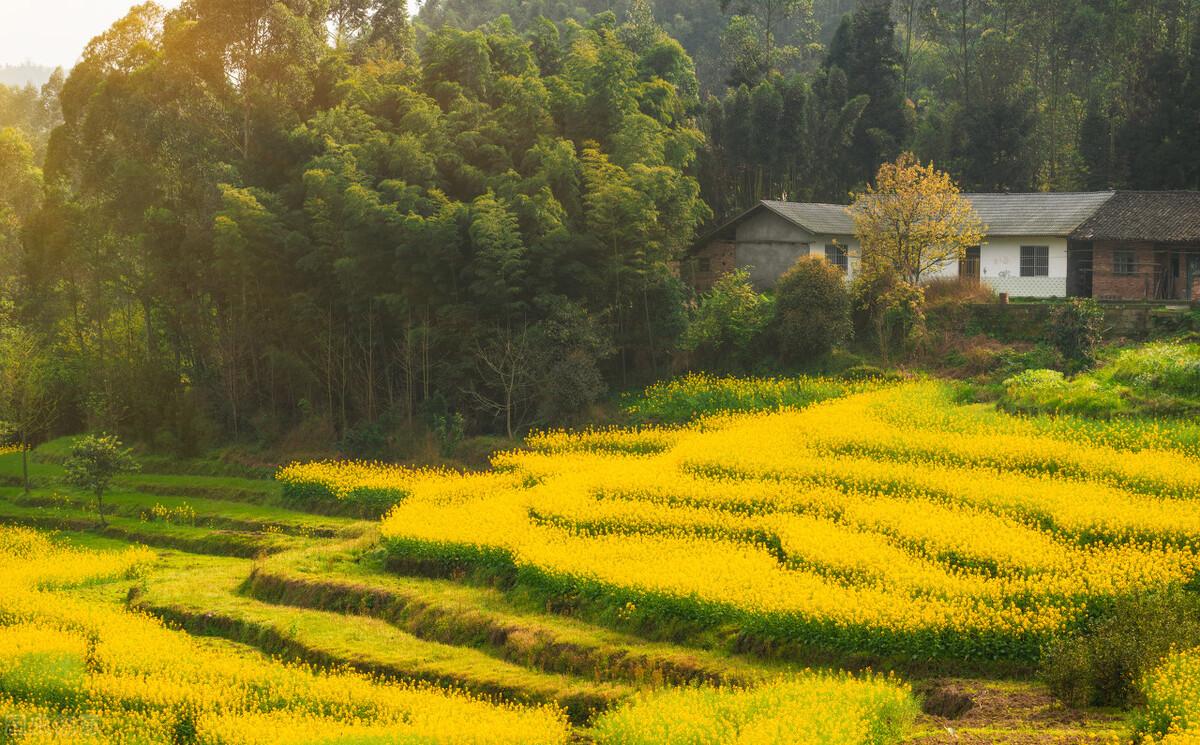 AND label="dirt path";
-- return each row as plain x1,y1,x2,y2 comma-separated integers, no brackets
905,679,1129,744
